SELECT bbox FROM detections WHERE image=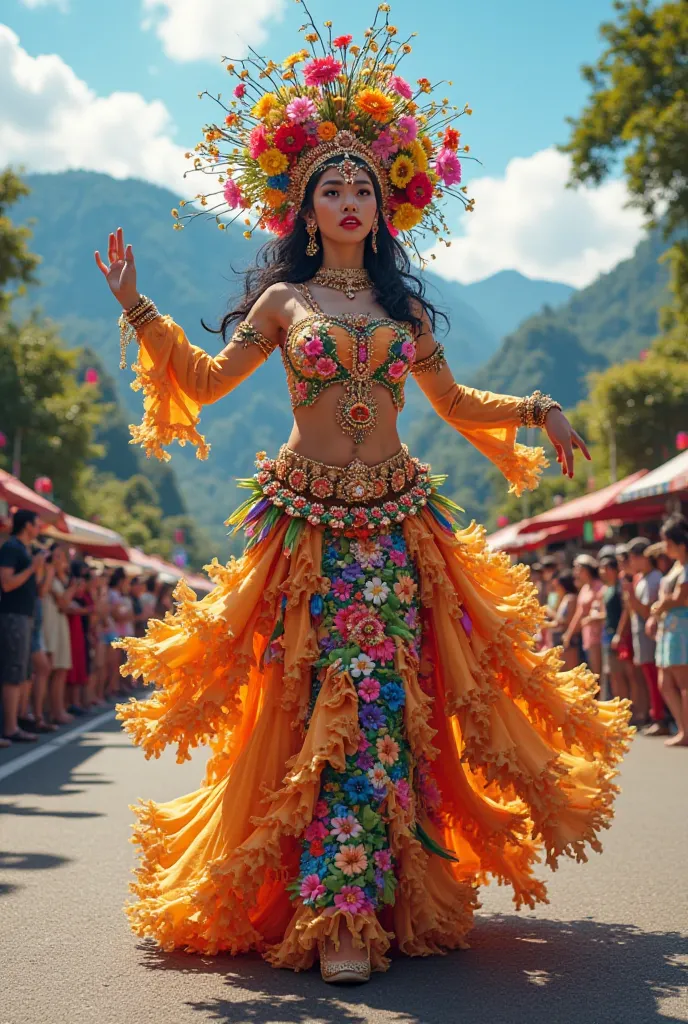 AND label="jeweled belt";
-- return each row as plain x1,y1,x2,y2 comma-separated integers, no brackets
251,444,433,530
